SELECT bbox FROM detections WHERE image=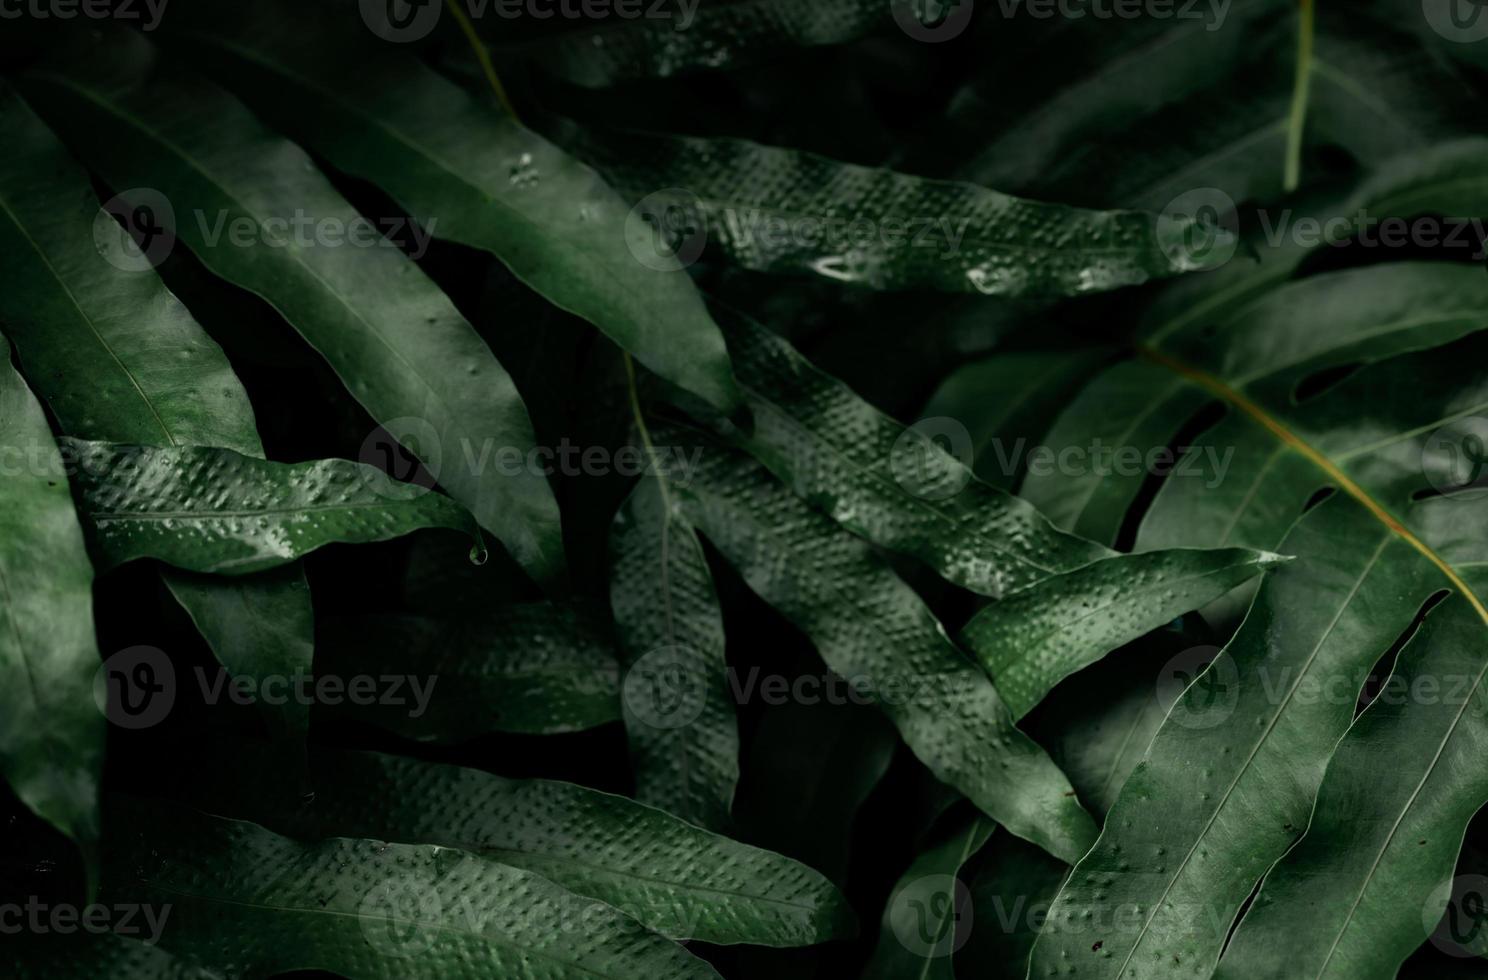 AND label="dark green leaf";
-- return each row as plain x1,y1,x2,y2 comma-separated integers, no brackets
315,602,620,739
609,476,738,829
20,30,564,585
0,332,102,861
860,810,994,980
64,440,482,576
170,1,744,417
556,128,1234,296
0,82,316,742
656,423,1097,864
173,743,855,947
1214,601,1488,978
101,797,722,979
